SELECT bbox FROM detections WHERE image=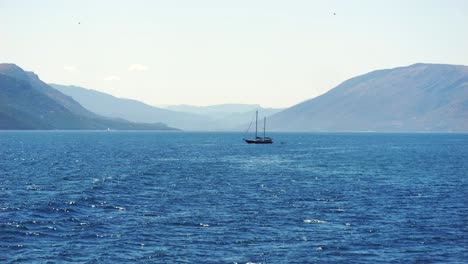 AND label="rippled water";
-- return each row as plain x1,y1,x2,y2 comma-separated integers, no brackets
0,131,467,263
